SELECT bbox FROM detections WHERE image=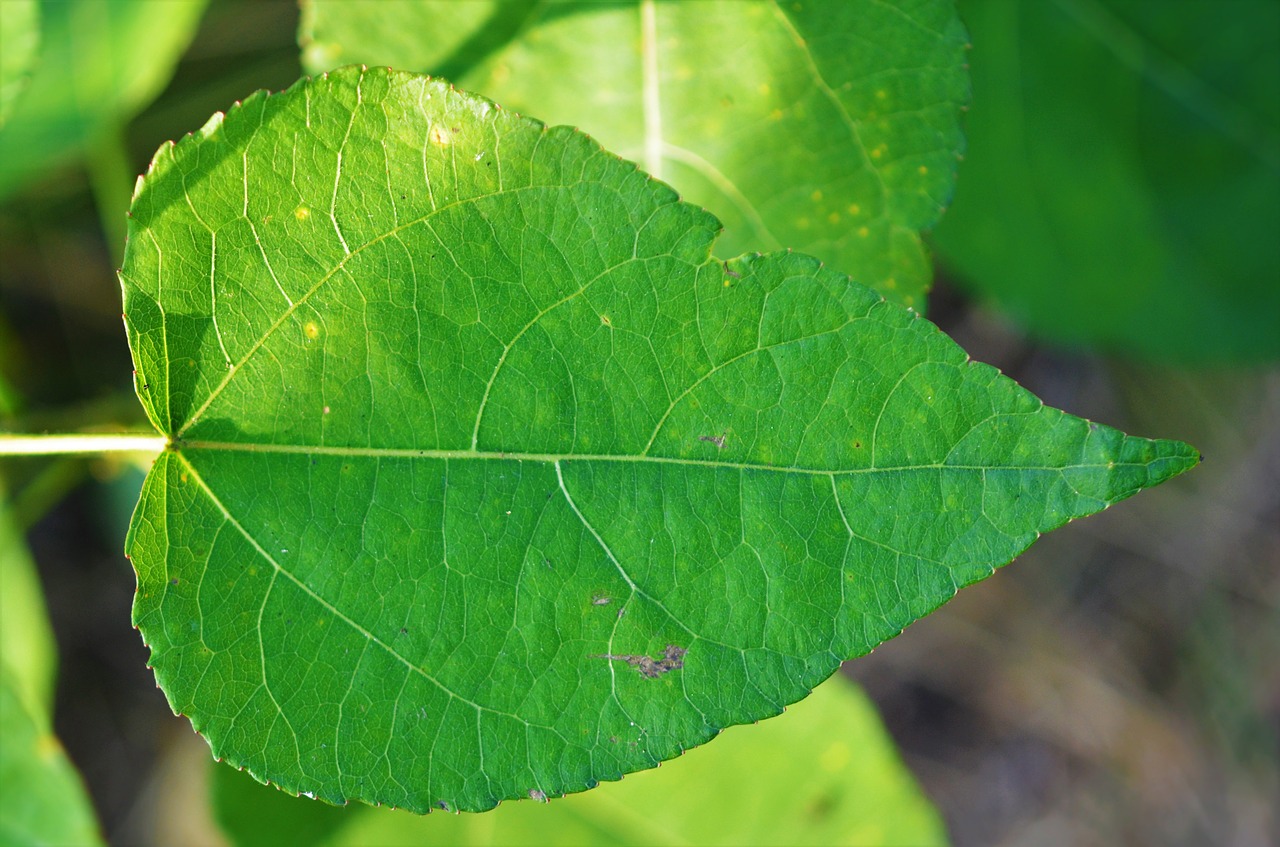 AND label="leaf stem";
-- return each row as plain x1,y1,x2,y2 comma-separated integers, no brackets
0,433,166,457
